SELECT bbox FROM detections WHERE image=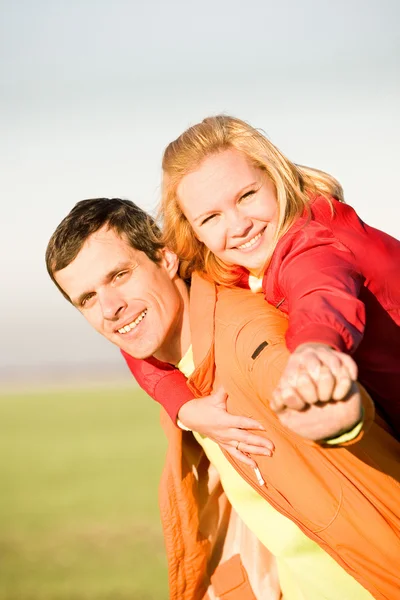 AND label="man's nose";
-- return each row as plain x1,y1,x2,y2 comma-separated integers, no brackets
98,290,127,320
228,210,252,238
